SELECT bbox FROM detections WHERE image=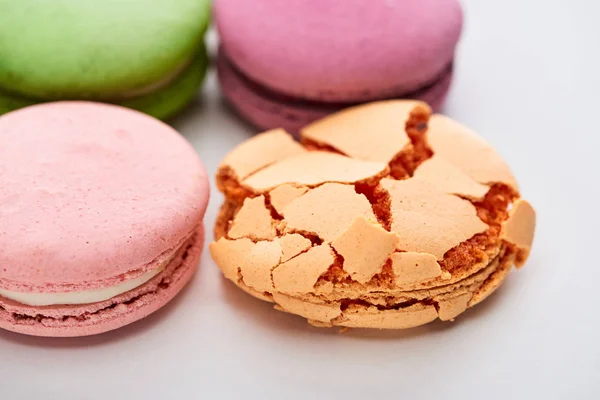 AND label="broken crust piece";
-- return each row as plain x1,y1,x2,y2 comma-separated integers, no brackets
427,115,519,191
272,245,335,294
277,234,312,263
391,252,444,286
332,217,399,284
500,199,536,267
209,237,282,293
242,151,388,192
282,183,377,243
414,155,490,200
217,128,306,185
381,177,488,259
300,100,431,163
268,184,308,215
228,196,276,240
